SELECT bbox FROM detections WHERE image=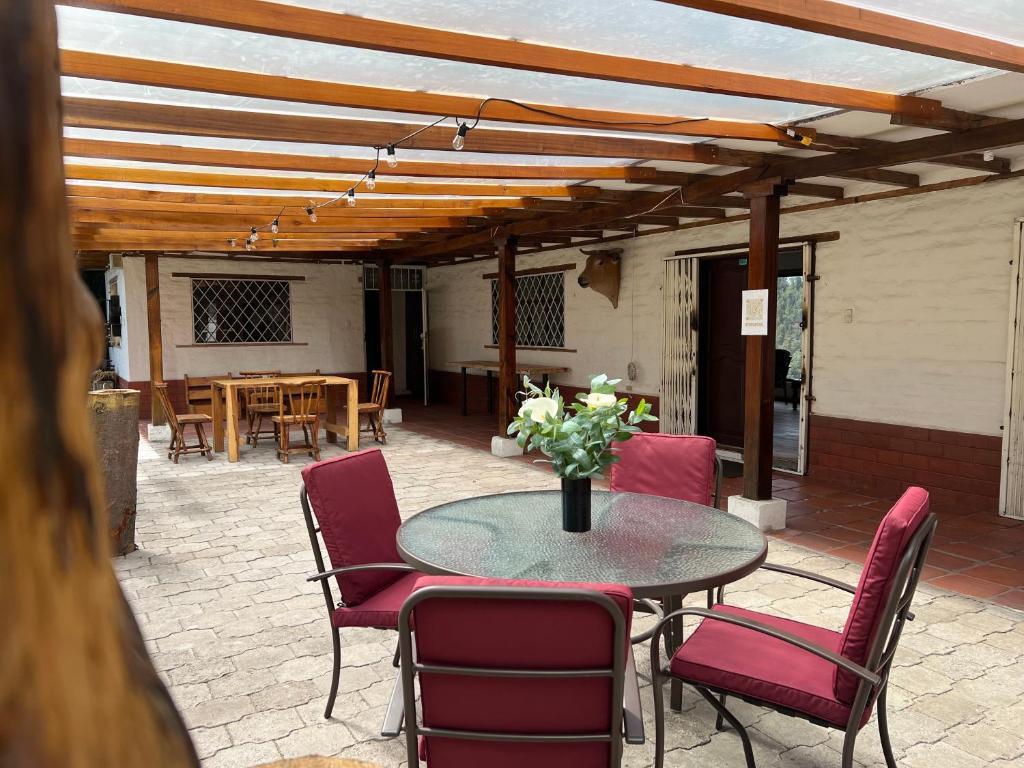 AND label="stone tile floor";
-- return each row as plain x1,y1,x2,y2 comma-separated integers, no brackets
121,426,1024,767
396,399,1024,610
